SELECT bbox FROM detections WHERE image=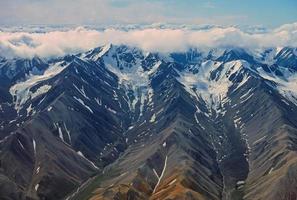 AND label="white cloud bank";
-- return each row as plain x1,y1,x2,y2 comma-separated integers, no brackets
0,23,297,58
